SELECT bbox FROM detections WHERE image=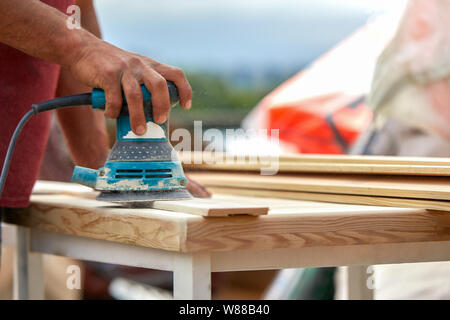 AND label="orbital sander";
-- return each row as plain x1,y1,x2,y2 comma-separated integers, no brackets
0,81,191,204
